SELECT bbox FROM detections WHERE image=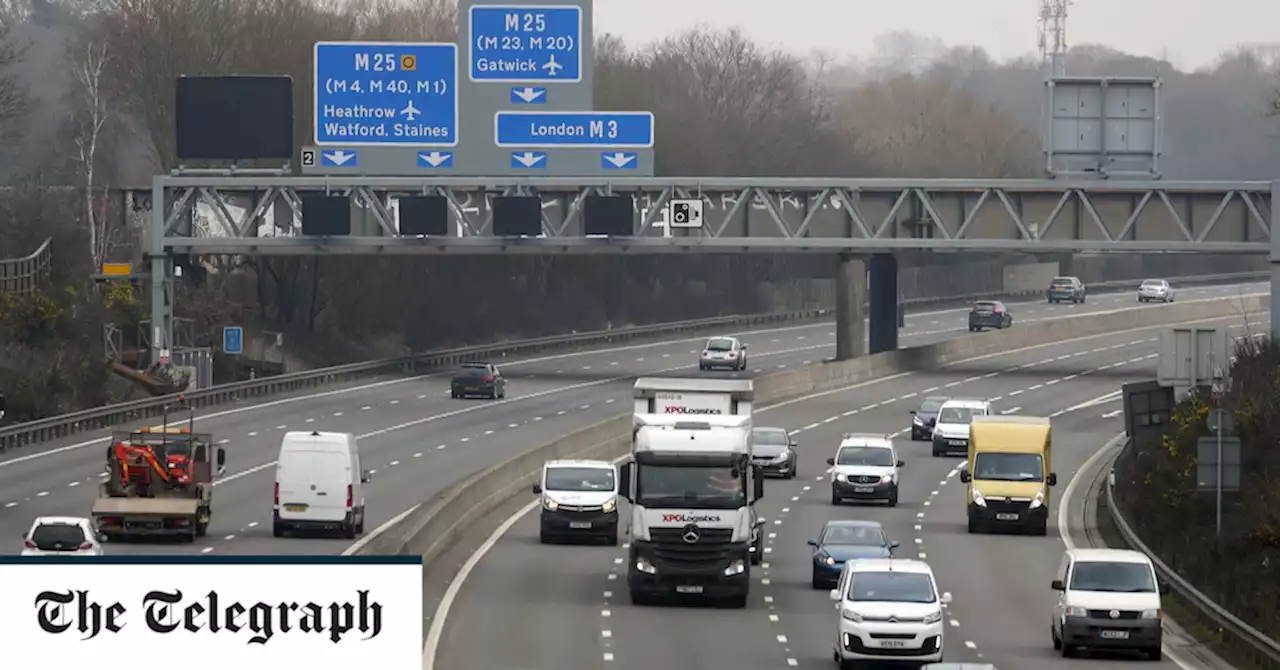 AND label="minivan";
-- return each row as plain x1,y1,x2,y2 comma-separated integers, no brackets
273,431,371,539
1051,548,1169,660
931,399,991,457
